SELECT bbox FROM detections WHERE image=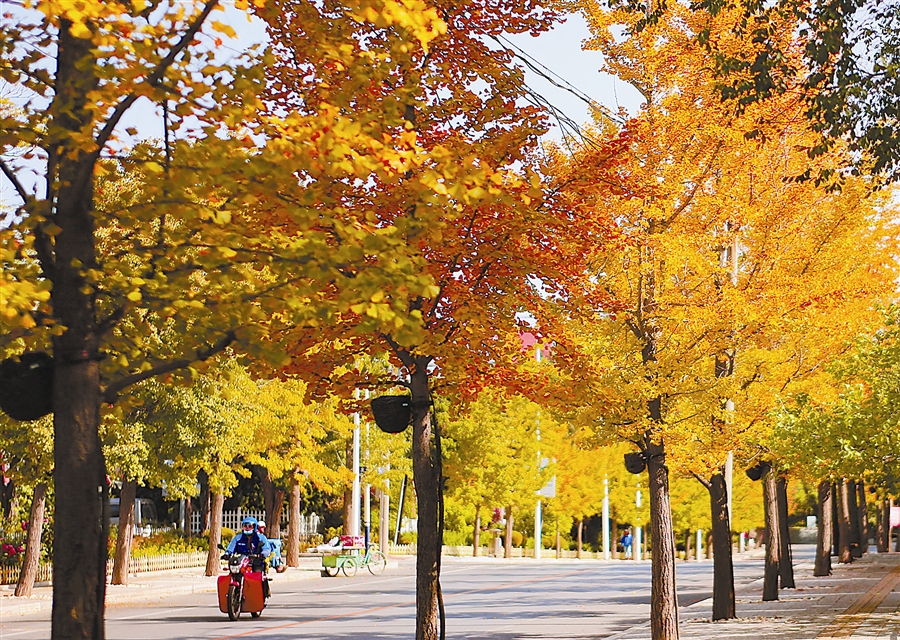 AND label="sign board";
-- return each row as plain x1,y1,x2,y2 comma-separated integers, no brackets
891,506,900,529
537,476,556,499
